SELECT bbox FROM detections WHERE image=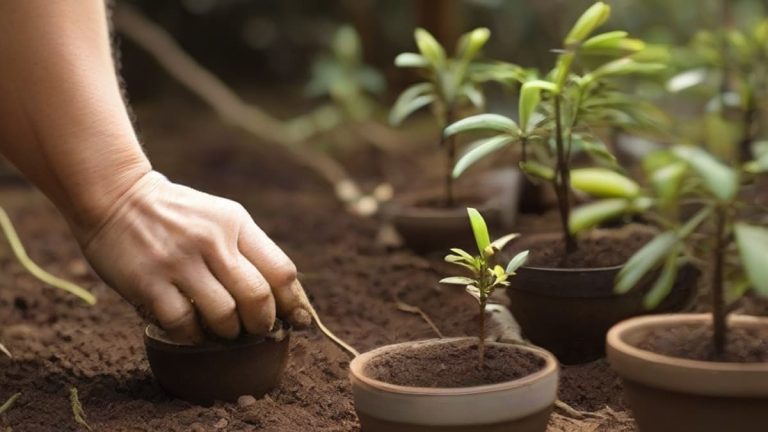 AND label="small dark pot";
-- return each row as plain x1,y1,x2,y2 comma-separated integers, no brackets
387,169,521,253
144,323,290,404
507,261,698,364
